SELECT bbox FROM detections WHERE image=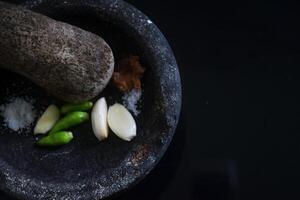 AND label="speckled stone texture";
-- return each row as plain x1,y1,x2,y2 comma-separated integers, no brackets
0,1,114,103
0,0,182,199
